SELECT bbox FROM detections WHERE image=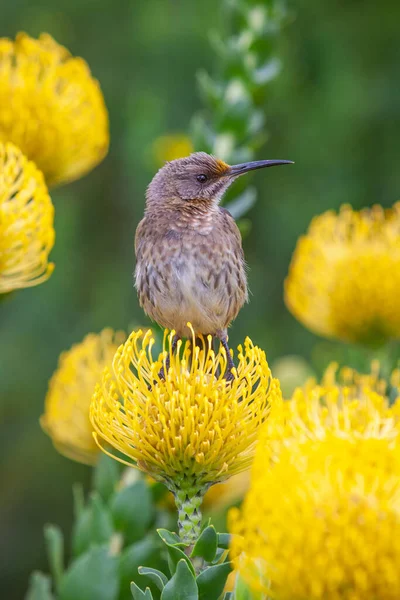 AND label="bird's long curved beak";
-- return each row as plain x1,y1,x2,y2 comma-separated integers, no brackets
227,159,294,176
